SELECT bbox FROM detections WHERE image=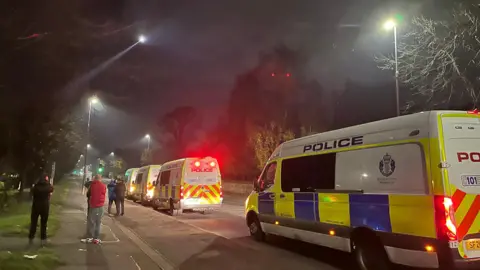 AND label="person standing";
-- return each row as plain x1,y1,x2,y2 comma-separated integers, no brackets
29,173,54,247
85,175,106,244
107,179,116,214
114,177,126,216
